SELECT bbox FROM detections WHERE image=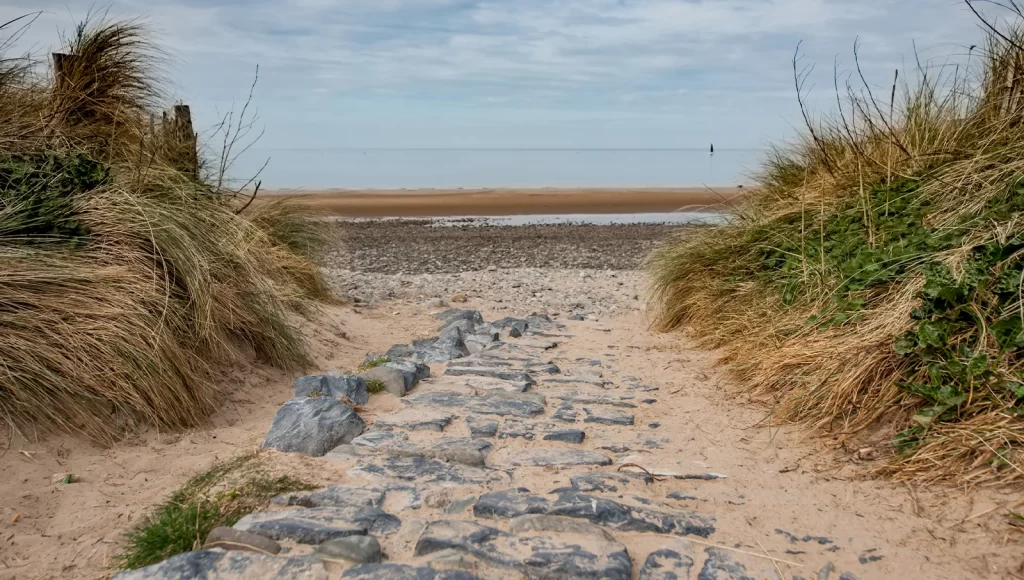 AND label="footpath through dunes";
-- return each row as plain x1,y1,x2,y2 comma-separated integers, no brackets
118,300,1021,580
